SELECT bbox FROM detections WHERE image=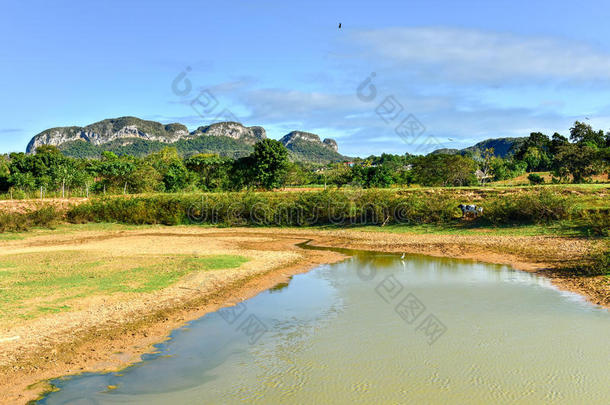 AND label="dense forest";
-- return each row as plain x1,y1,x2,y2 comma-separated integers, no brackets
1,121,608,197
59,135,255,160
